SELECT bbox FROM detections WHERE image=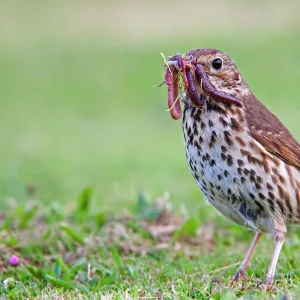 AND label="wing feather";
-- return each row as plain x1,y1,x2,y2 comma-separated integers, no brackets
244,94,300,169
